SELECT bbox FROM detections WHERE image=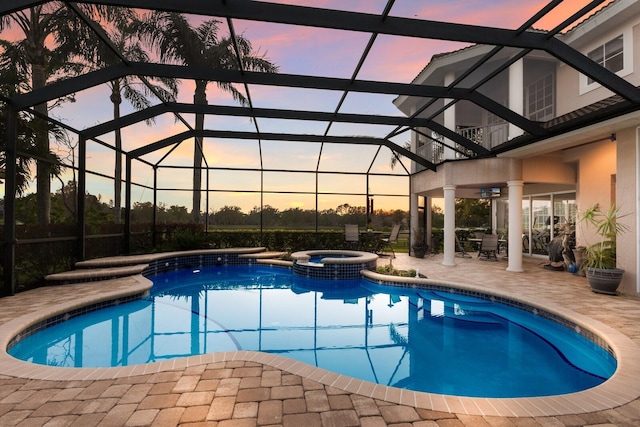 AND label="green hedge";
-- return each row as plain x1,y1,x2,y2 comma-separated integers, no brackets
203,230,346,252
